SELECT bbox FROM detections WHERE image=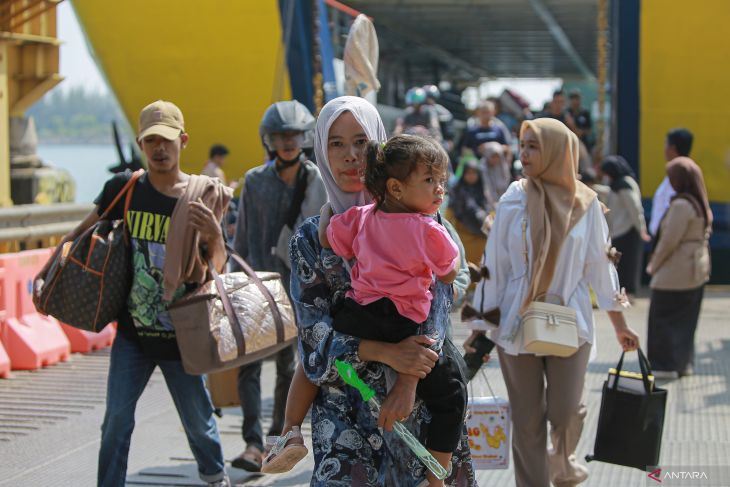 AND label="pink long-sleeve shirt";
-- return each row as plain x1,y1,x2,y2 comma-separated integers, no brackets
327,204,458,323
